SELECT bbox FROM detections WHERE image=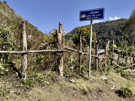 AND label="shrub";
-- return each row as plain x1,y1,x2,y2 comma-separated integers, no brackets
116,87,133,98
17,73,49,90
0,84,10,96
116,68,131,79
0,63,9,75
